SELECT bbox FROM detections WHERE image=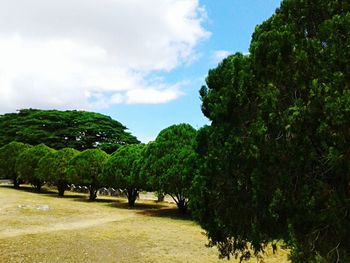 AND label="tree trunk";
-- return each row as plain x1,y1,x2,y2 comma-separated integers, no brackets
156,191,165,202
176,198,188,214
57,181,66,197
126,188,138,207
169,193,188,214
34,183,42,192
89,186,97,201
13,177,20,189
